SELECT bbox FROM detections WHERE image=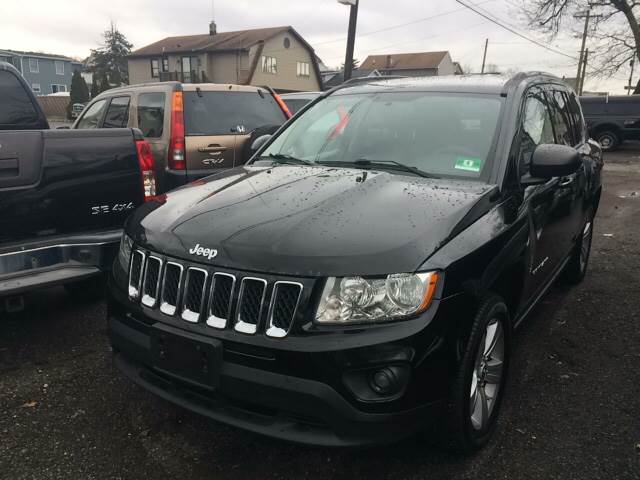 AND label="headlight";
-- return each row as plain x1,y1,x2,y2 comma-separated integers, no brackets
118,232,133,271
315,272,439,325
